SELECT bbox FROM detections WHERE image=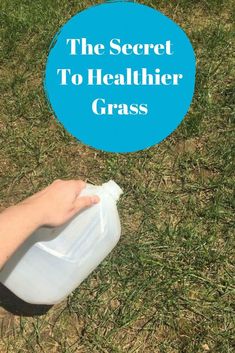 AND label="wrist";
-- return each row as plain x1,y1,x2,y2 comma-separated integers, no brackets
13,202,43,230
